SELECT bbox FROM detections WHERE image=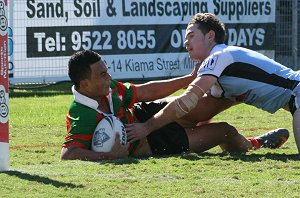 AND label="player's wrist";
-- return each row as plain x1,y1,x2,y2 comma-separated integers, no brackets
145,117,159,135
97,152,114,160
